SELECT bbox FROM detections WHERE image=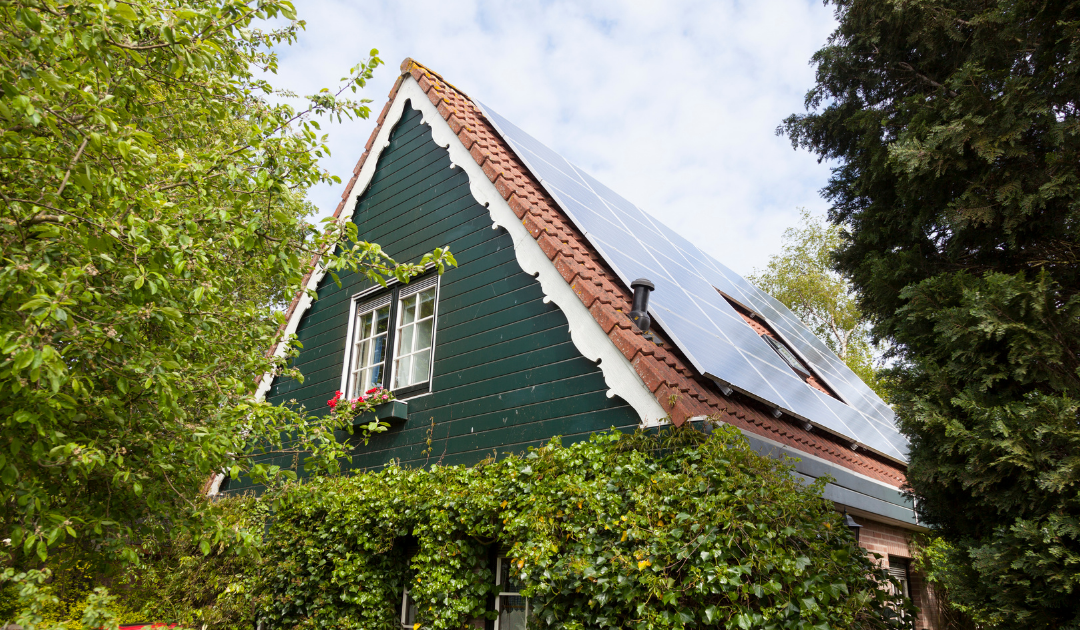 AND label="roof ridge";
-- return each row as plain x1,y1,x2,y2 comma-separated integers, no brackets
399,57,475,104
402,62,909,483
254,58,910,490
